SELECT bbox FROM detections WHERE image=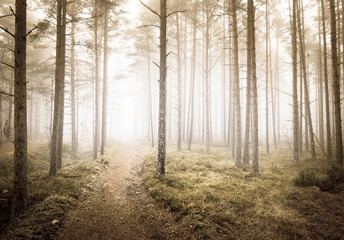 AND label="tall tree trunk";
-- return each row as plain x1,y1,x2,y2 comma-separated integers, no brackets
265,1,270,154
318,0,324,148
93,1,100,160
329,0,344,165
321,0,333,159
249,0,259,175
187,0,198,151
50,0,63,176
231,0,242,166
297,0,316,160
101,8,108,156
13,0,27,218
291,0,299,165
147,50,154,148
177,13,182,152
56,0,67,170
156,0,167,176
222,0,227,143
243,0,252,165
204,1,211,153
71,4,77,158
